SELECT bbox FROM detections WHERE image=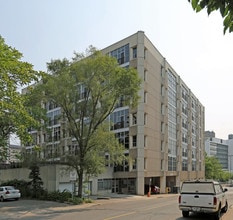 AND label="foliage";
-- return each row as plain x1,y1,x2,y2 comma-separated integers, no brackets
31,47,141,197
46,190,72,202
205,154,231,181
188,0,233,34
205,155,222,179
28,163,44,198
20,145,43,167
0,36,43,159
0,179,92,204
